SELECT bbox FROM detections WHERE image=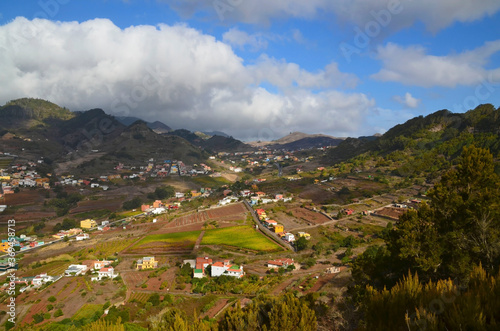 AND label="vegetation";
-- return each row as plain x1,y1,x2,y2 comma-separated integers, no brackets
201,226,282,252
